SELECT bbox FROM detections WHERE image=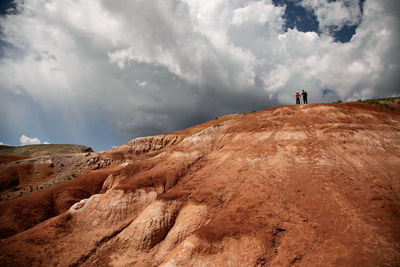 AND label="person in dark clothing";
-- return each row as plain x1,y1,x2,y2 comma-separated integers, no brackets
302,89,308,104
295,91,300,104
